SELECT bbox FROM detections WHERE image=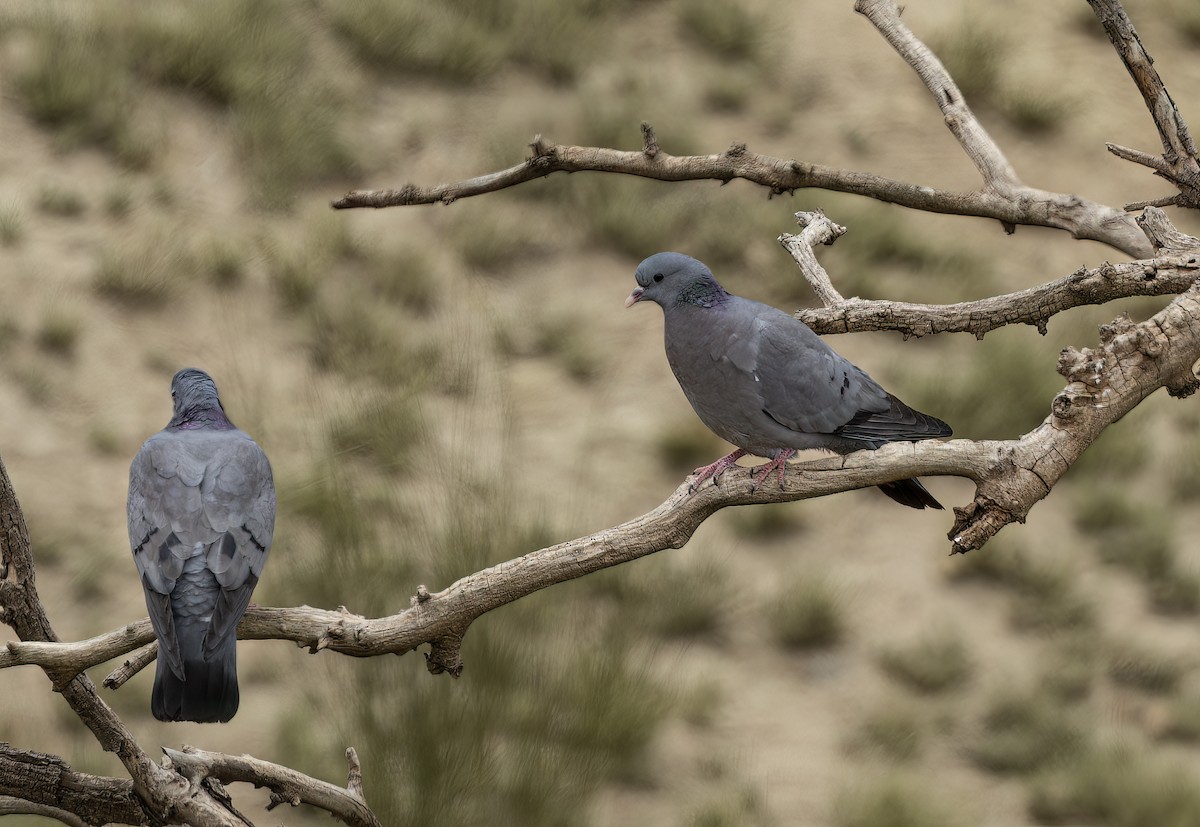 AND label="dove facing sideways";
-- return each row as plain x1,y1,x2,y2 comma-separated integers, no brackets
626,252,951,509
127,368,275,722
